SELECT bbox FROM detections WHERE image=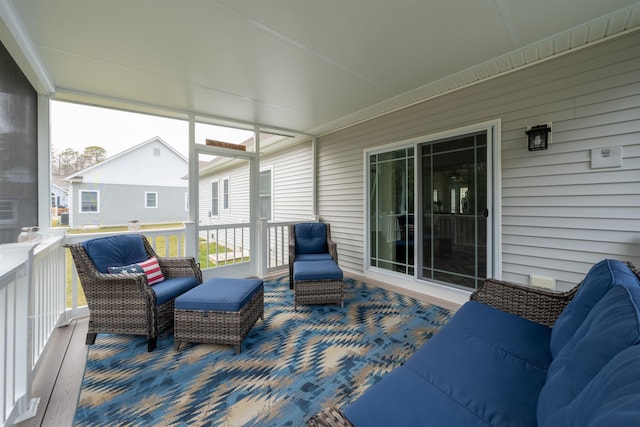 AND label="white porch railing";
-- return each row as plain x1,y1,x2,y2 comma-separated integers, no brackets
1,221,298,426
264,221,291,273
